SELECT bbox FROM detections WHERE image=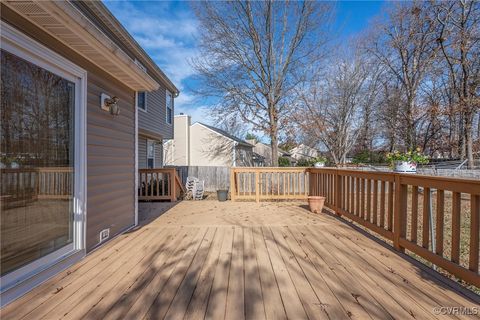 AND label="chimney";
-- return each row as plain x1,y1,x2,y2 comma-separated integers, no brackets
173,114,191,165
